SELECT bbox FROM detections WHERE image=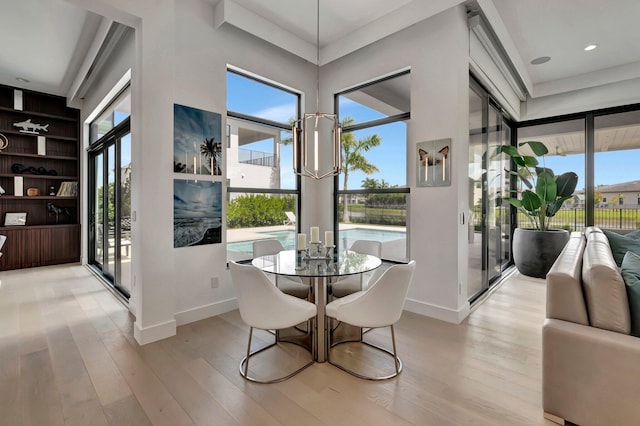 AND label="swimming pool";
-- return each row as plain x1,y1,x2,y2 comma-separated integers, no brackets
227,228,406,254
